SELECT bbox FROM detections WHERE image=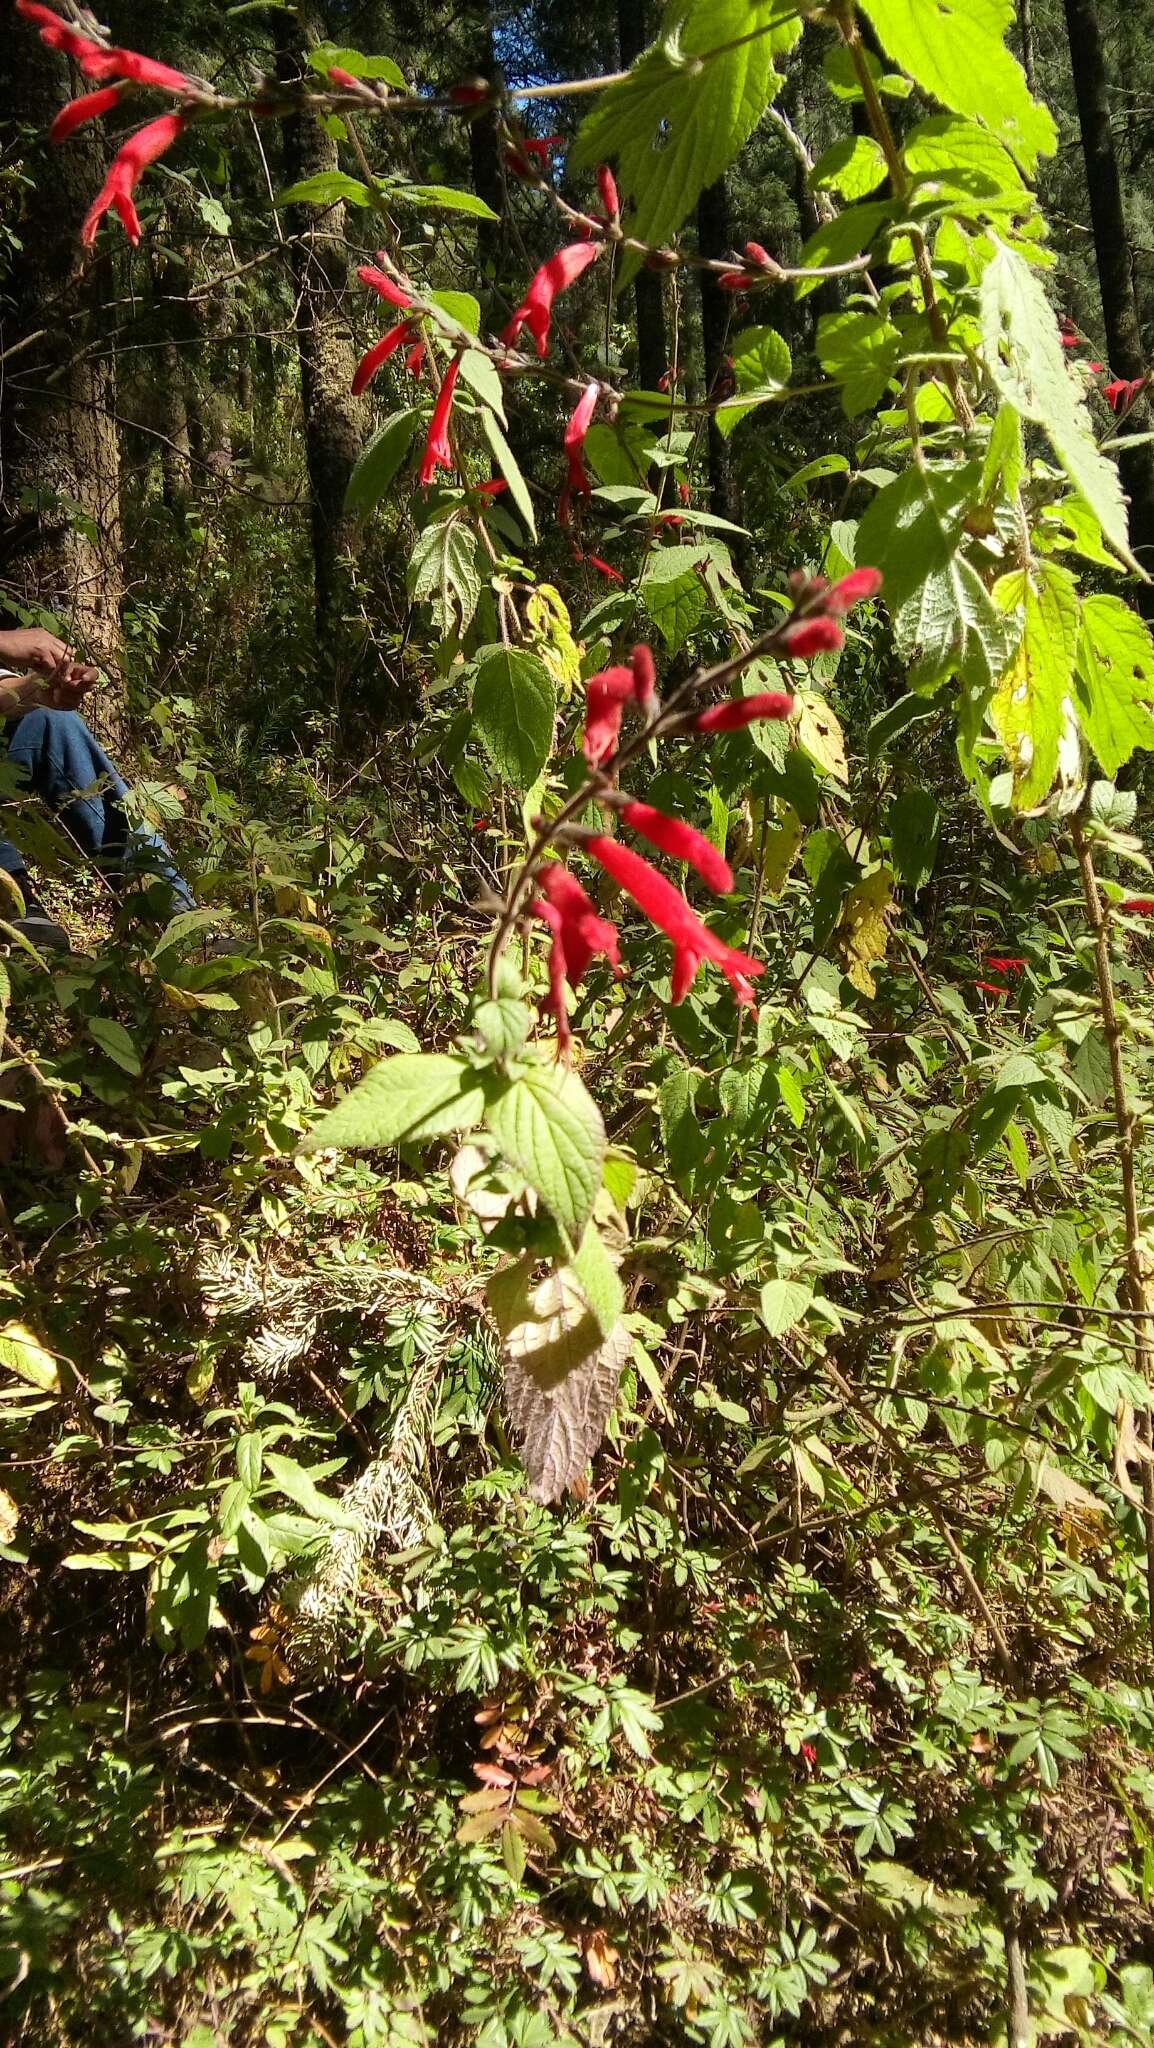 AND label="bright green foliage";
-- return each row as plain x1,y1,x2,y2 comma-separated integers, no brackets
484,1061,606,1249
302,1052,491,1152
471,647,556,790
572,0,799,285
861,0,1056,170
